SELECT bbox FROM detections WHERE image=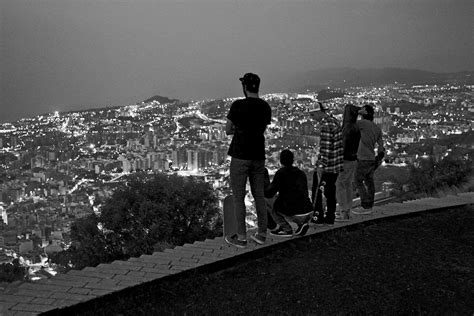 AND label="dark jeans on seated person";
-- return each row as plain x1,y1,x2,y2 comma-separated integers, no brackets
270,197,312,231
